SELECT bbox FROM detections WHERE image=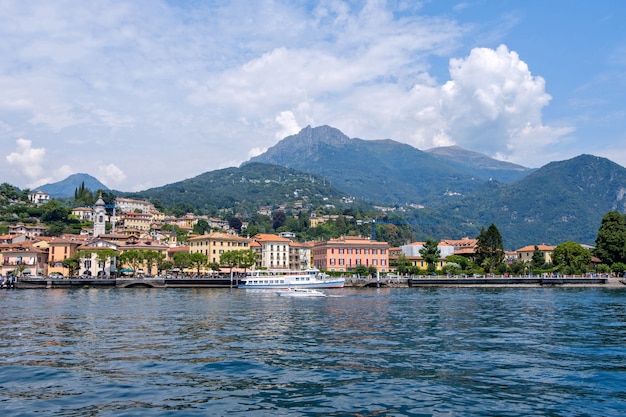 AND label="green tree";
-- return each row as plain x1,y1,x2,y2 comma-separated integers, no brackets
172,252,191,273
236,249,258,273
272,210,286,230
394,253,412,275
475,224,505,273
95,248,119,277
420,237,441,274
119,250,145,275
193,219,211,235
445,255,470,272
41,200,70,223
190,252,208,274
531,245,546,270
354,264,368,277
228,217,243,233
143,251,164,276
158,260,174,274
552,241,591,275
611,262,626,277
594,211,626,266
62,254,80,277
